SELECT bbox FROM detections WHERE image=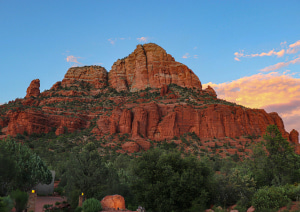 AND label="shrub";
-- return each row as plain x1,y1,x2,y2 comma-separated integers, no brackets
75,206,82,212
0,196,13,212
10,190,29,212
252,186,289,210
282,184,300,201
82,198,102,212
